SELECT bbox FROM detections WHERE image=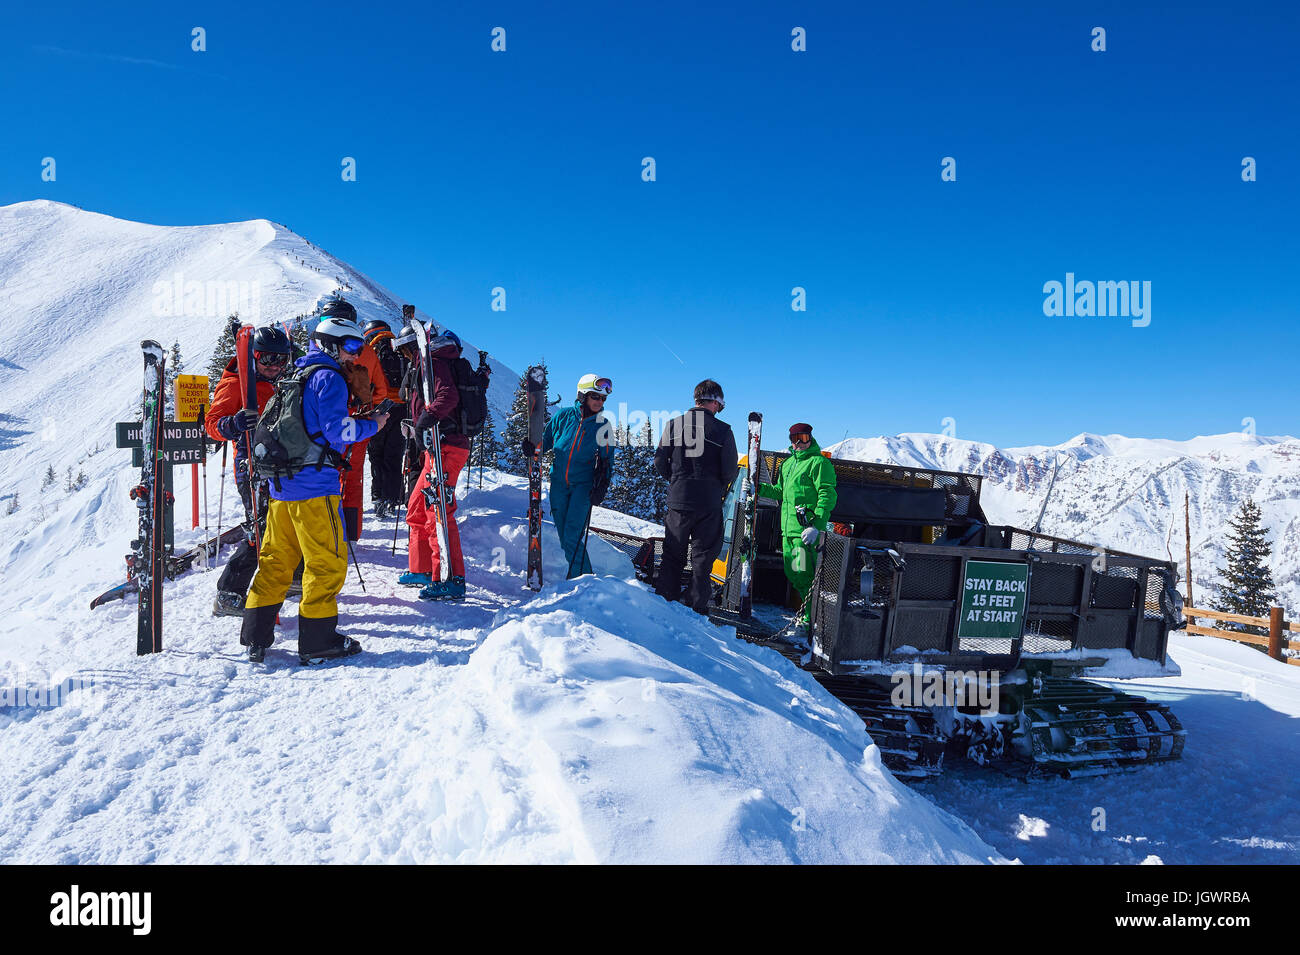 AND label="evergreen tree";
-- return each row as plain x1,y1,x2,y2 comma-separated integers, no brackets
500,361,550,476
64,466,75,492
468,404,504,479
5,493,19,515
165,340,183,417
1211,497,1278,641
207,315,242,396
42,466,57,491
